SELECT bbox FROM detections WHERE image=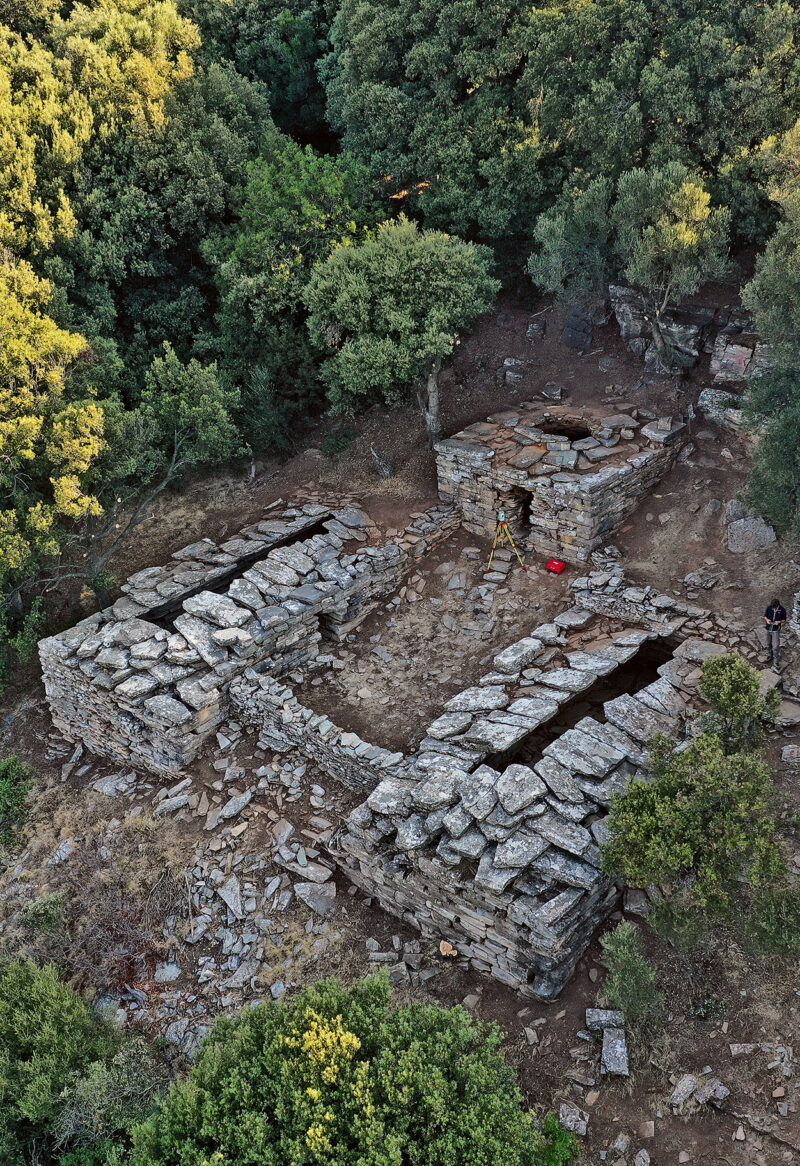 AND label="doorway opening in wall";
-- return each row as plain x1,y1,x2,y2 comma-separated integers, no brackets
483,635,677,772
537,422,592,442
499,488,533,538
